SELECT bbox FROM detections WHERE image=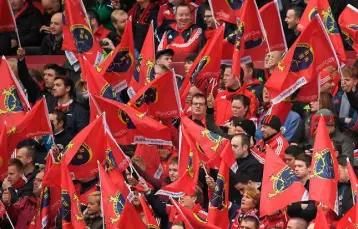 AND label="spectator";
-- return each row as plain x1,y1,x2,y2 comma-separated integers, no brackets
184,53,196,75
5,171,44,229
286,217,308,229
16,146,39,185
52,75,89,138
263,51,283,80
10,0,43,47
158,3,202,54
251,115,289,164
190,93,206,126
87,10,111,41
319,67,338,94
241,216,260,229
241,62,263,105
284,7,303,48
154,64,170,79
41,0,62,29
84,191,103,229
49,110,72,152
337,155,354,218
284,145,301,170
107,10,129,47
128,0,159,52
92,0,115,30
2,159,33,205
287,154,317,222
41,12,65,55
